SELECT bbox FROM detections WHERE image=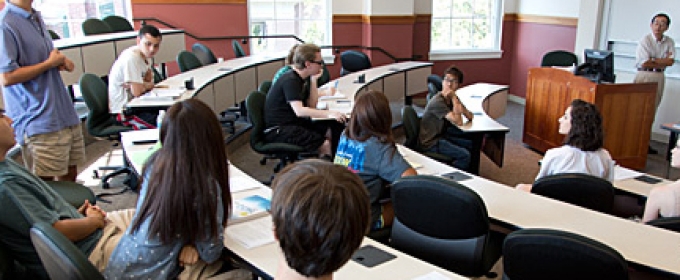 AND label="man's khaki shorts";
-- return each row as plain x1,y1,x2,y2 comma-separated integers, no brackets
22,124,86,177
